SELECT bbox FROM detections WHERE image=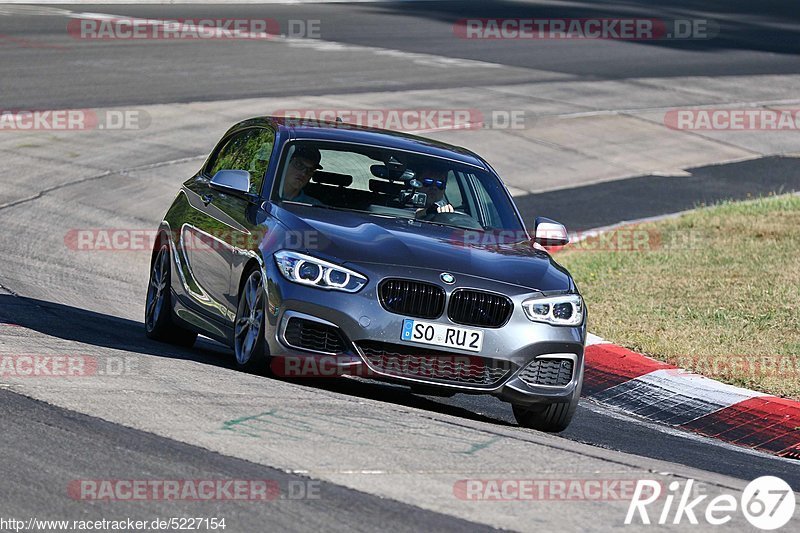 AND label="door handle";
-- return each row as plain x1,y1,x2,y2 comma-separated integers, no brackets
201,194,213,206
